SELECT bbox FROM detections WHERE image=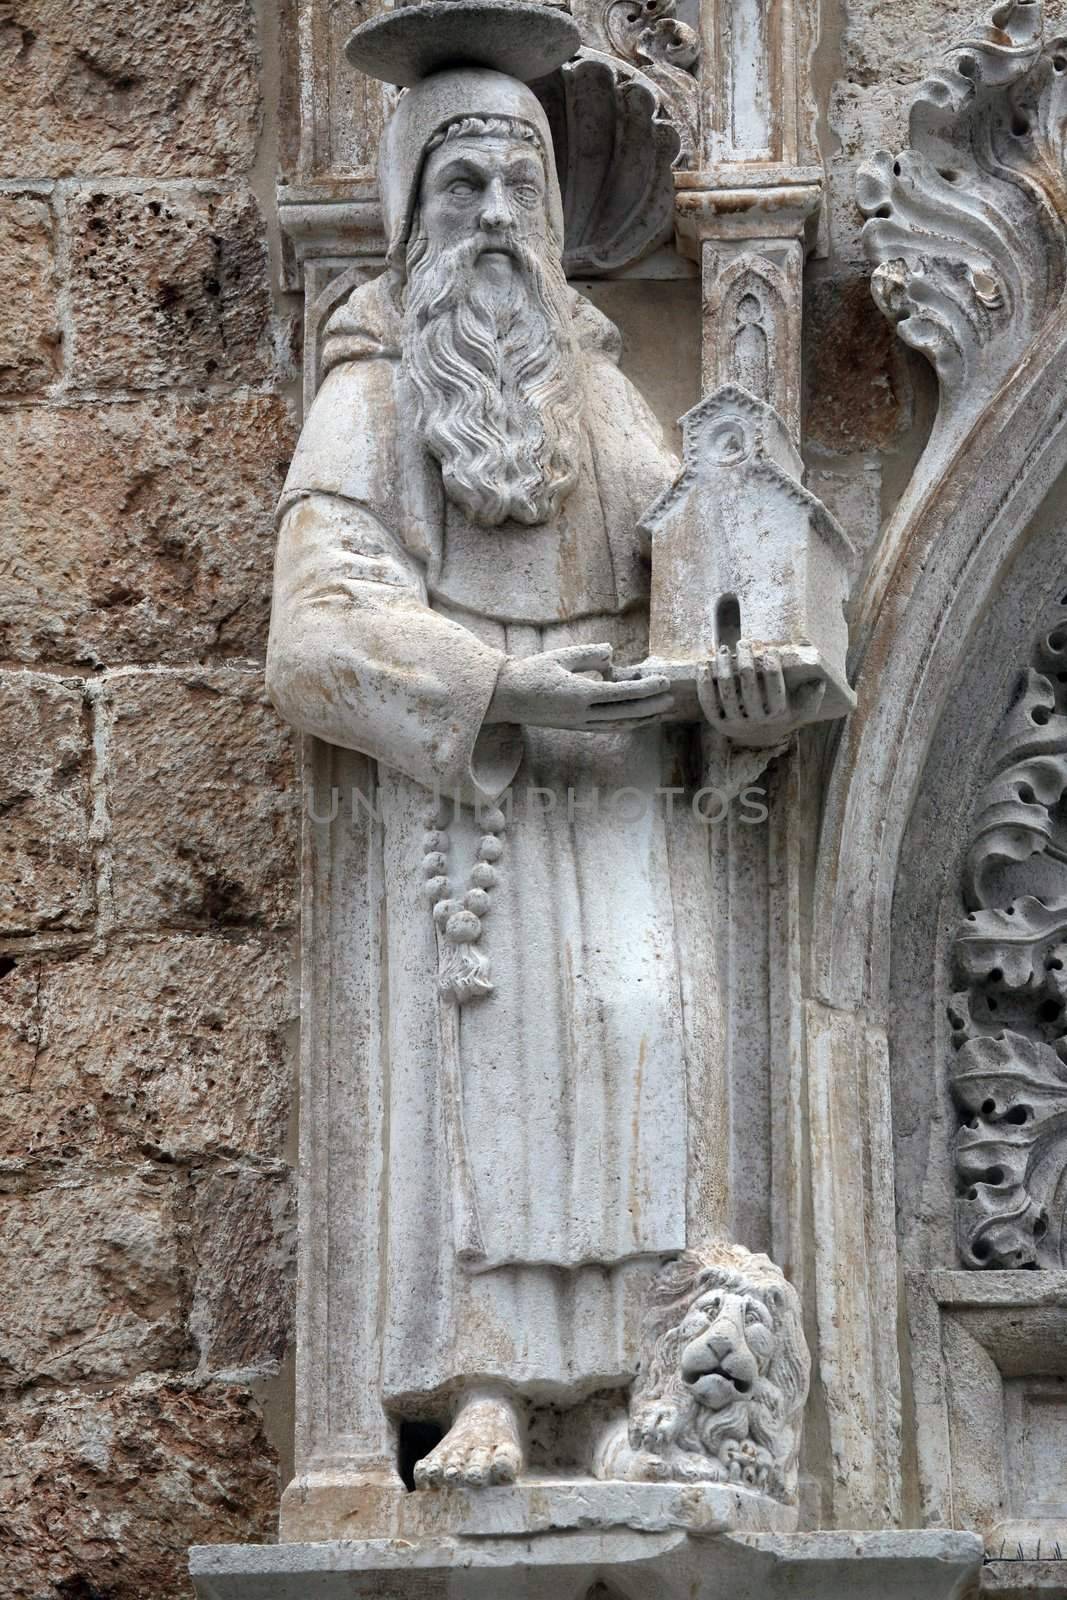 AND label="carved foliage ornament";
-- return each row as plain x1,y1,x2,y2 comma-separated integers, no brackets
603,0,698,74
570,0,699,166
949,608,1067,1267
858,0,1067,411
